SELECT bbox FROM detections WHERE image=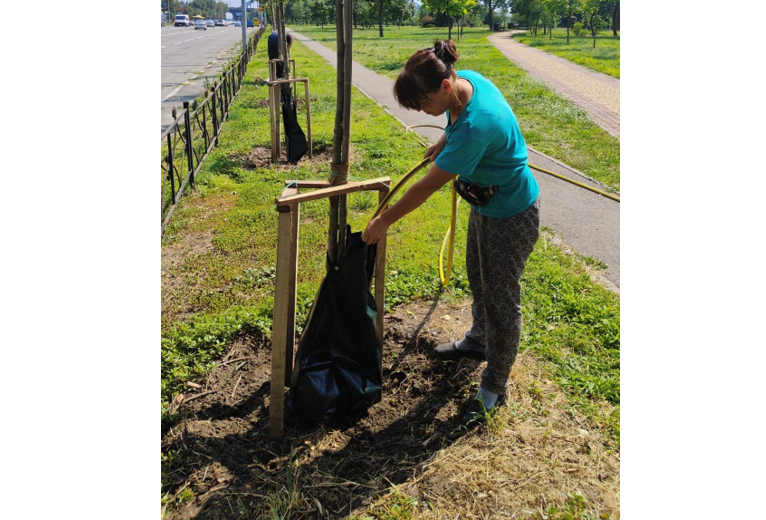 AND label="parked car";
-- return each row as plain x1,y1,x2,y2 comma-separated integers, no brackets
195,19,207,30
206,19,215,27
235,20,241,27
